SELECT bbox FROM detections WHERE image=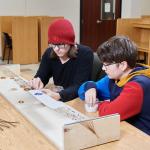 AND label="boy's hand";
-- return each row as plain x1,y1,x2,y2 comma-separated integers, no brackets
85,88,97,106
